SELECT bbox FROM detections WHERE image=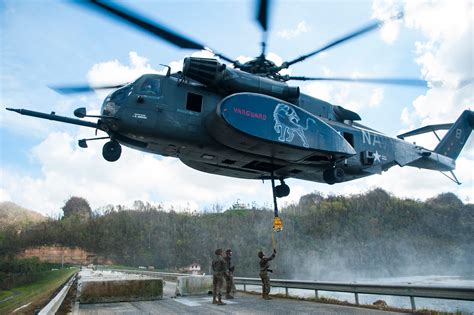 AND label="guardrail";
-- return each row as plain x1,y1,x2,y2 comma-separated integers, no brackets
104,268,474,312
234,277,474,311
38,273,77,315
